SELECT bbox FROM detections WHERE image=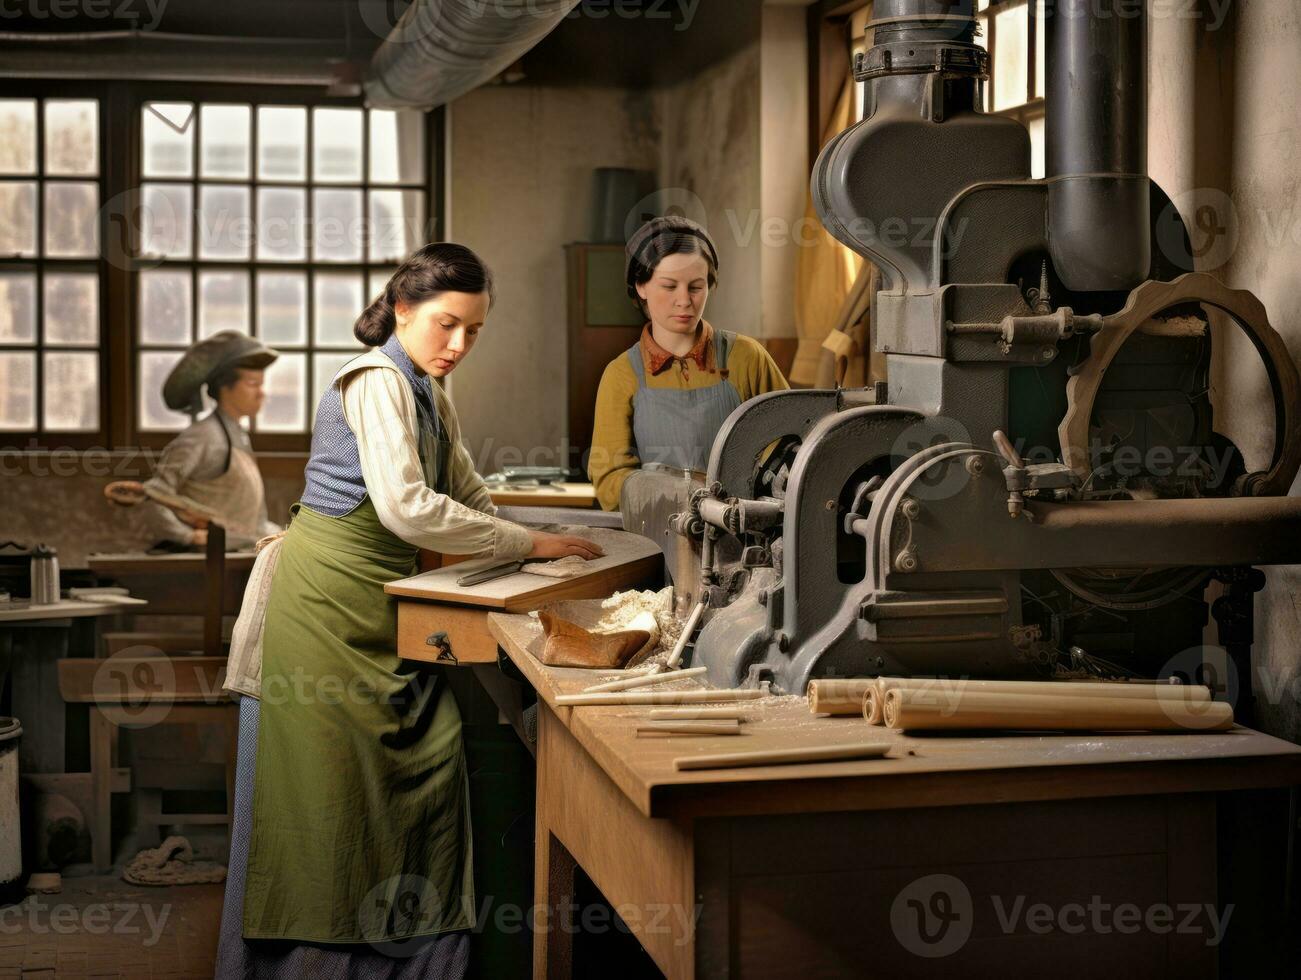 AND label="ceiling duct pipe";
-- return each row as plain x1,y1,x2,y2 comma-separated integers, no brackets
1046,0,1150,292
365,0,582,109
